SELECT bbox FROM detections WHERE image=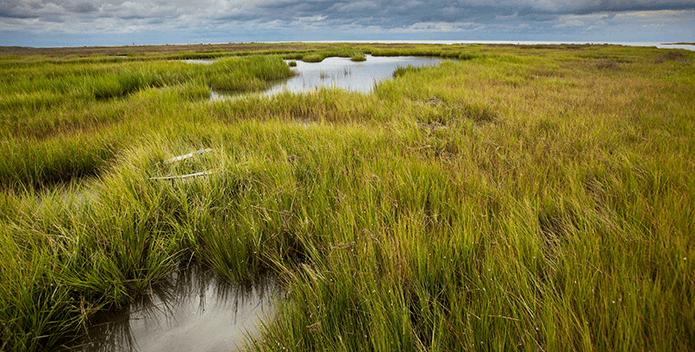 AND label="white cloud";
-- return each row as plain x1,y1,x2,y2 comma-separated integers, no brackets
294,14,327,22
102,1,180,19
453,0,575,12
614,9,694,20
553,13,610,29
327,1,378,12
